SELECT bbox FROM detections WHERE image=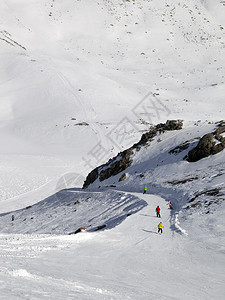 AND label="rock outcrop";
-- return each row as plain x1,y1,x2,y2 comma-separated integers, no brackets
83,120,183,188
119,173,127,182
187,121,225,162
